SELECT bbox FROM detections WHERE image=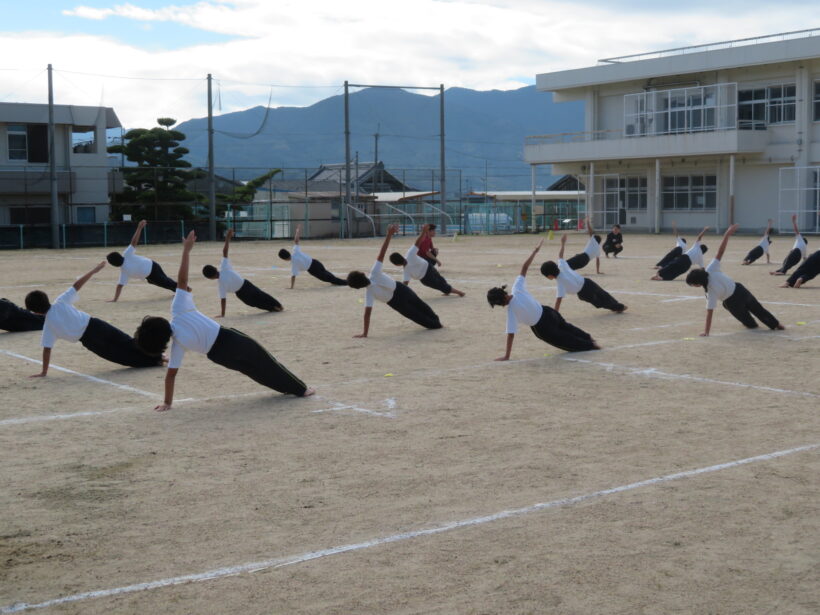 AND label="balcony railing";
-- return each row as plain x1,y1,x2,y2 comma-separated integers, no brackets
526,130,622,146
